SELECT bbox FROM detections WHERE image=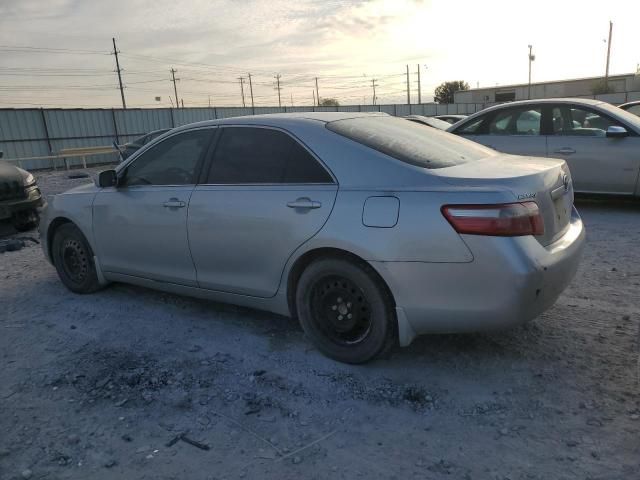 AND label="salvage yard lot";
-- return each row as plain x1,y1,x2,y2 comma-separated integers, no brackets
1,169,639,480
